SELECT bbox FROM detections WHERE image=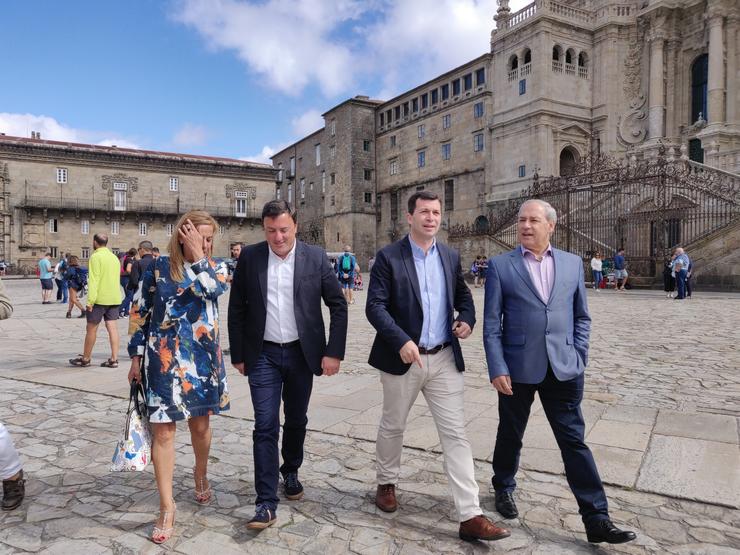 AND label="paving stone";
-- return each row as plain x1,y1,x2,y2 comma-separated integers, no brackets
586,419,653,451
654,409,739,443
